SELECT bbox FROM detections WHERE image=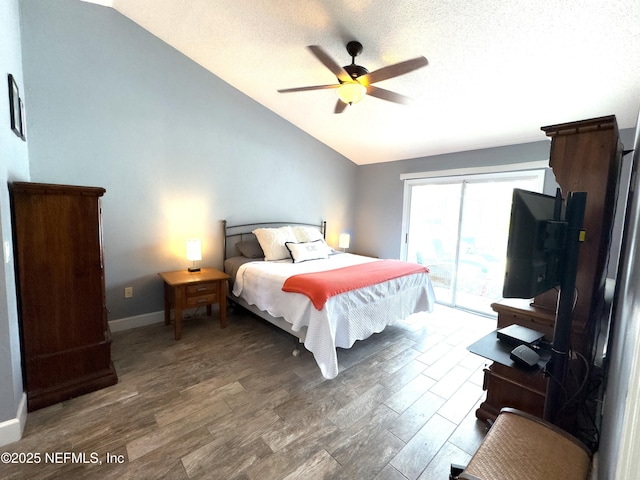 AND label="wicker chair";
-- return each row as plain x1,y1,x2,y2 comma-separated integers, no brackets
455,408,591,480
